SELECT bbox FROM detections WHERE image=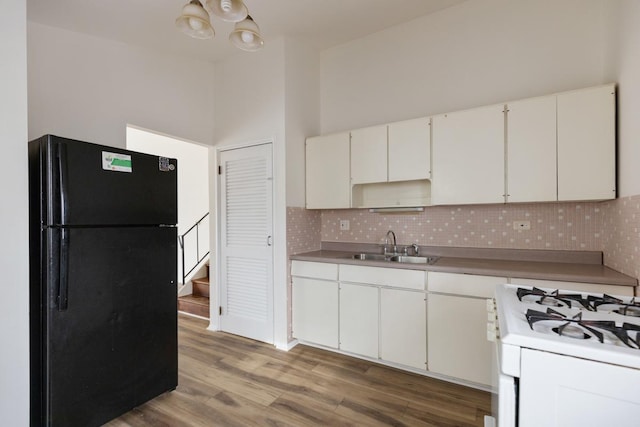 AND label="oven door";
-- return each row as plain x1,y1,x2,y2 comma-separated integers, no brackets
519,348,640,427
